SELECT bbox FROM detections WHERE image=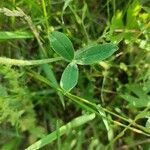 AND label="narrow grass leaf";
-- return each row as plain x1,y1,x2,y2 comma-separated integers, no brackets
0,31,33,40
28,71,61,92
75,43,118,65
42,64,65,108
82,2,88,21
61,0,73,23
62,0,73,12
97,105,114,142
25,113,95,150
60,62,79,92
49,31,74,61
56,120,61,150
